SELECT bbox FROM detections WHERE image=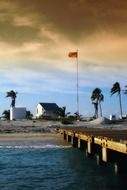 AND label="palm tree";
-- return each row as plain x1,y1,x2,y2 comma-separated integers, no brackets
123,86,127,116
57,106,70,118
99,93,104,117
91,88,104,118
111,82,122,119
6,90,18,107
